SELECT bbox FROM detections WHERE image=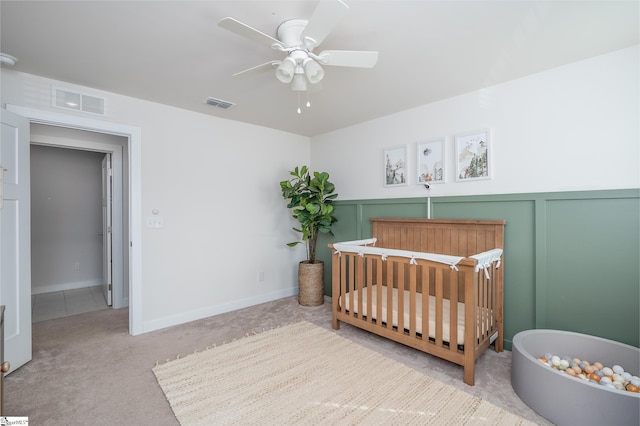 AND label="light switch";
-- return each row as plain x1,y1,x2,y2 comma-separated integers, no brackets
146,216,164,228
